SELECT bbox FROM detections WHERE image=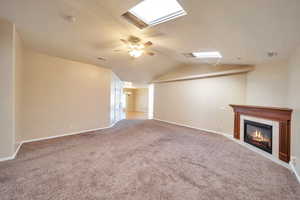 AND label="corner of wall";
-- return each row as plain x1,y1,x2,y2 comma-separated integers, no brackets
0,19,16,159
